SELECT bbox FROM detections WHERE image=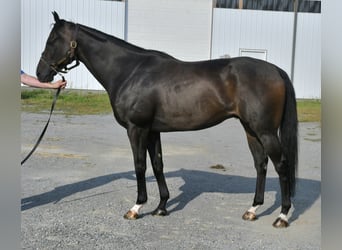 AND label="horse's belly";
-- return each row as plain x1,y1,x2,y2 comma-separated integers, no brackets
150,82,236,132
151,108,230,132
